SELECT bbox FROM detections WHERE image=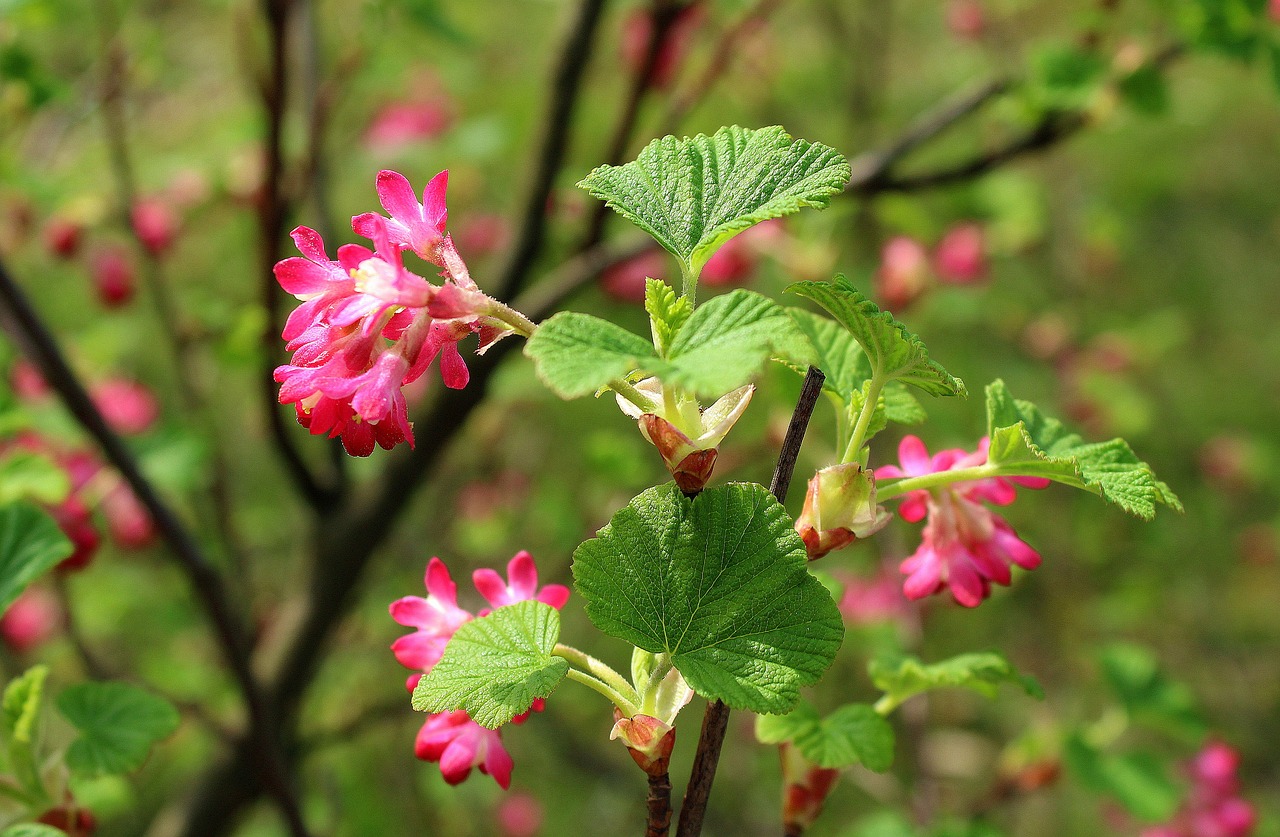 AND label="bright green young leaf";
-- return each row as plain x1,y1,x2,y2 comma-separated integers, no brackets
788,278,966,398
579,126,850,285
0,825,71,837
412,601,569,729
645,278,692,358
656,289,814,397
1064,735,1180,822
1098,644,1205,740
2,665,48,745
573,482,843,714
56,682,180,777
870,652,1042,711
0,452,71,505
755,700,895,771
984,379,1182,520
524,312,658,399
0,501,73,616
